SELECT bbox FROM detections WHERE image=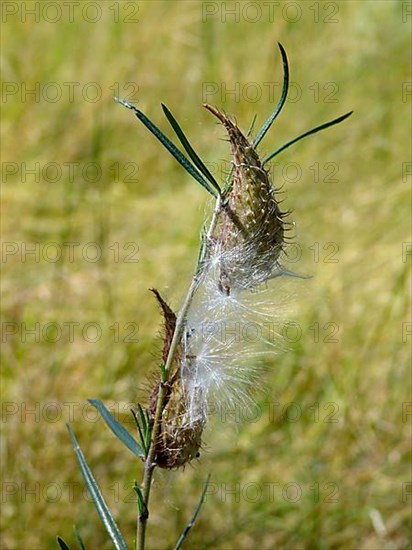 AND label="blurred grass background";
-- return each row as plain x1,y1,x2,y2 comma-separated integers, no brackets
1,1,411,548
